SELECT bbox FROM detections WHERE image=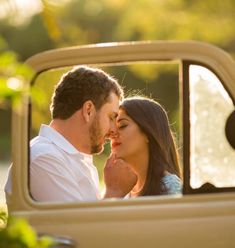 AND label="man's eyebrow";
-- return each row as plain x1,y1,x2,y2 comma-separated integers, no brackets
110,112,118,120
